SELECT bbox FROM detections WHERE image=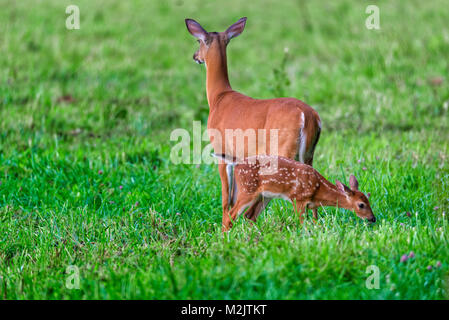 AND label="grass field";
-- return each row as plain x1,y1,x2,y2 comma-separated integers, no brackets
0,0,448,299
